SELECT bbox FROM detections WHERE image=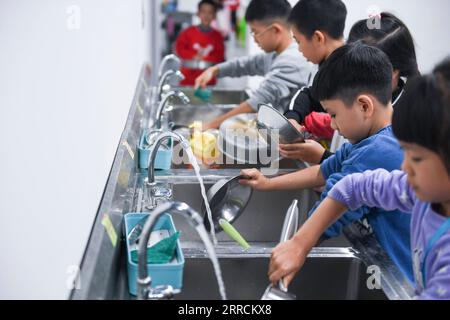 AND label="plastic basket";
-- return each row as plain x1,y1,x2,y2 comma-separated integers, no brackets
124,212,184,296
